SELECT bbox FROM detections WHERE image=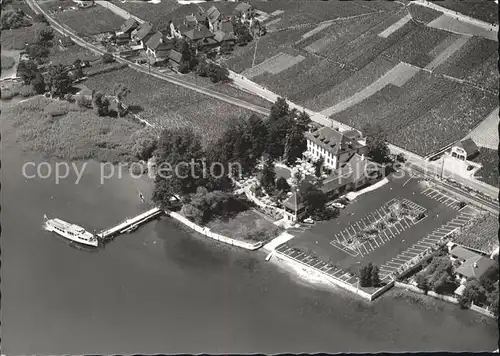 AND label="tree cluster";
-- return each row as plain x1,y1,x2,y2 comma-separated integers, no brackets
17,60,45,94
417,256,457,294
362,123,392,166
359,262,381,287
180,187,245,225
196,60,231,83
1,8,30,29
26,26,54,63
